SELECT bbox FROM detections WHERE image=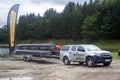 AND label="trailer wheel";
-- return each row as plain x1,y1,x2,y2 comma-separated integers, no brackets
23,56,29,62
